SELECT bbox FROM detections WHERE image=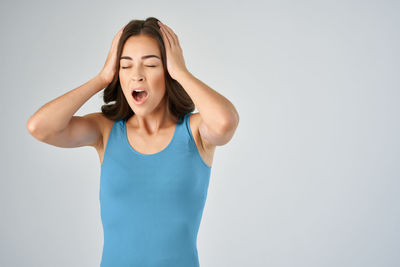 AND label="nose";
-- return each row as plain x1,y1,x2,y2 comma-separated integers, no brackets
130,71,145,82
129,66,146,82
132,76,144,82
